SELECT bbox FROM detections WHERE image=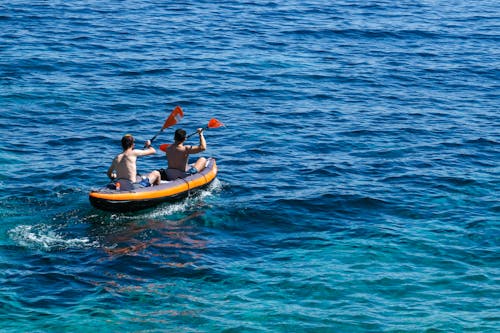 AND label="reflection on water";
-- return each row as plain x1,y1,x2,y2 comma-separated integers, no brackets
101,211,207,258
84,210,218,299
